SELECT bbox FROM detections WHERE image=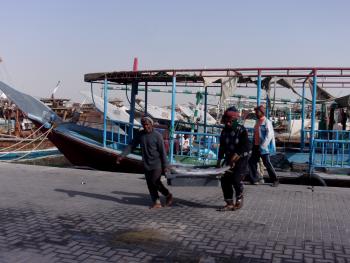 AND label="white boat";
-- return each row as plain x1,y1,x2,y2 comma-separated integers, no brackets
177,104,217,125
80,90,140,125
136,99,183,121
